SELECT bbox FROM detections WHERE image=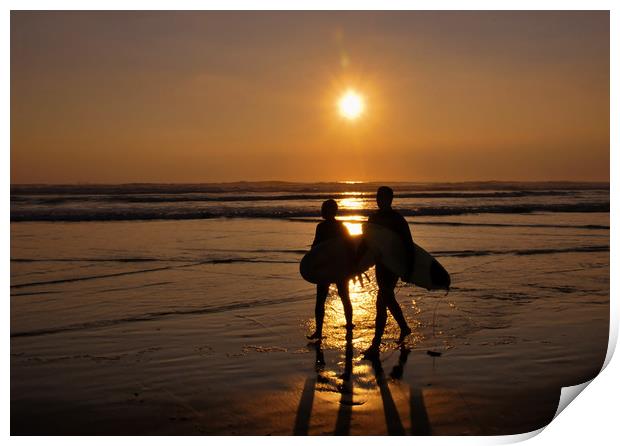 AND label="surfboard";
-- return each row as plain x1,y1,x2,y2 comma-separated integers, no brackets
362,223,450,291
299,235,375,284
